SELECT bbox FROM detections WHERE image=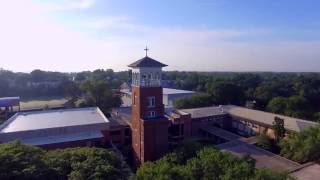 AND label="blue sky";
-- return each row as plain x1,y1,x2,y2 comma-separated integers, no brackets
0,0,320,72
